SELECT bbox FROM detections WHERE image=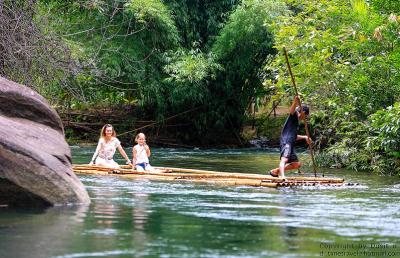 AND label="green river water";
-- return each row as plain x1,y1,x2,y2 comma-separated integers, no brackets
1,147,400,258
